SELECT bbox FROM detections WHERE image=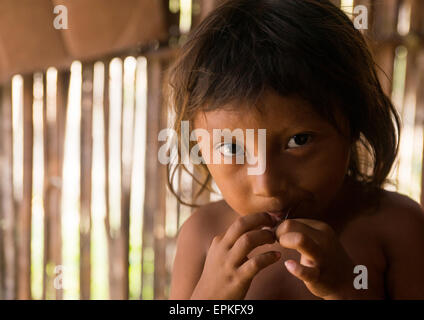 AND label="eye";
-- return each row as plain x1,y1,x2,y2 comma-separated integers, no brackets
287,133,313,149
217,143,244,157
